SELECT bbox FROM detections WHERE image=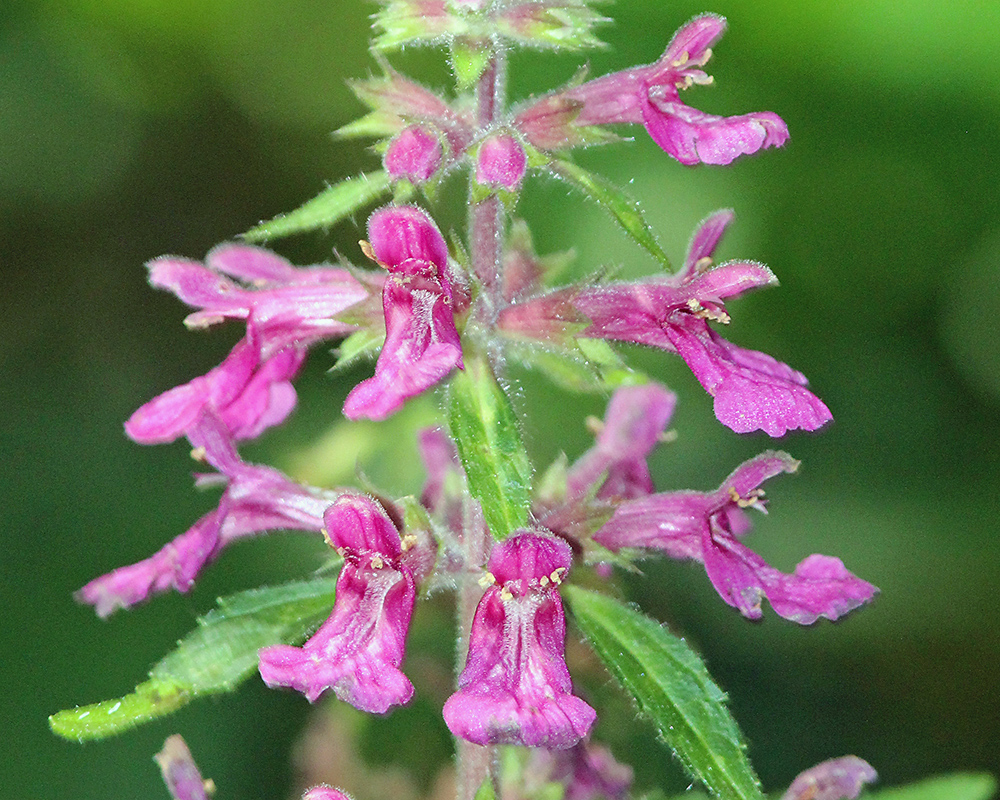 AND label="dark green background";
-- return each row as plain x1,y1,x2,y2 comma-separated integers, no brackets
2,0,998,798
